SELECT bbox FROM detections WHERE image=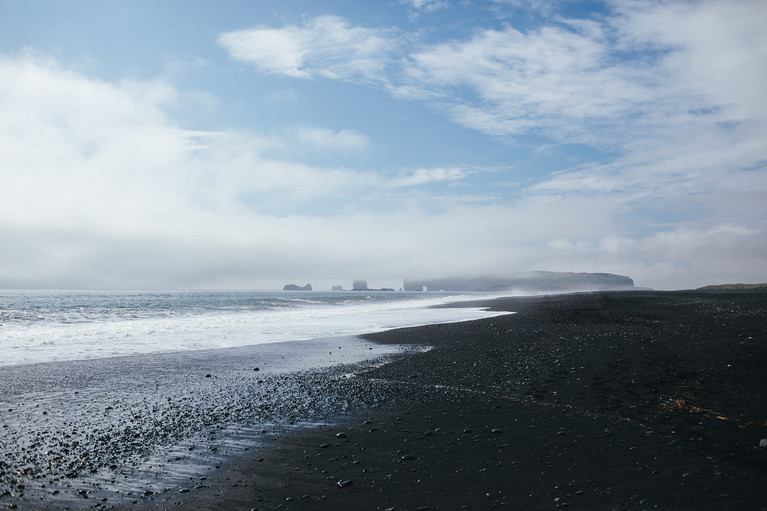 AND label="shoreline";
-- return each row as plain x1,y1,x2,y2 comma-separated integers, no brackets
0,335,413,509
3,290,766,509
